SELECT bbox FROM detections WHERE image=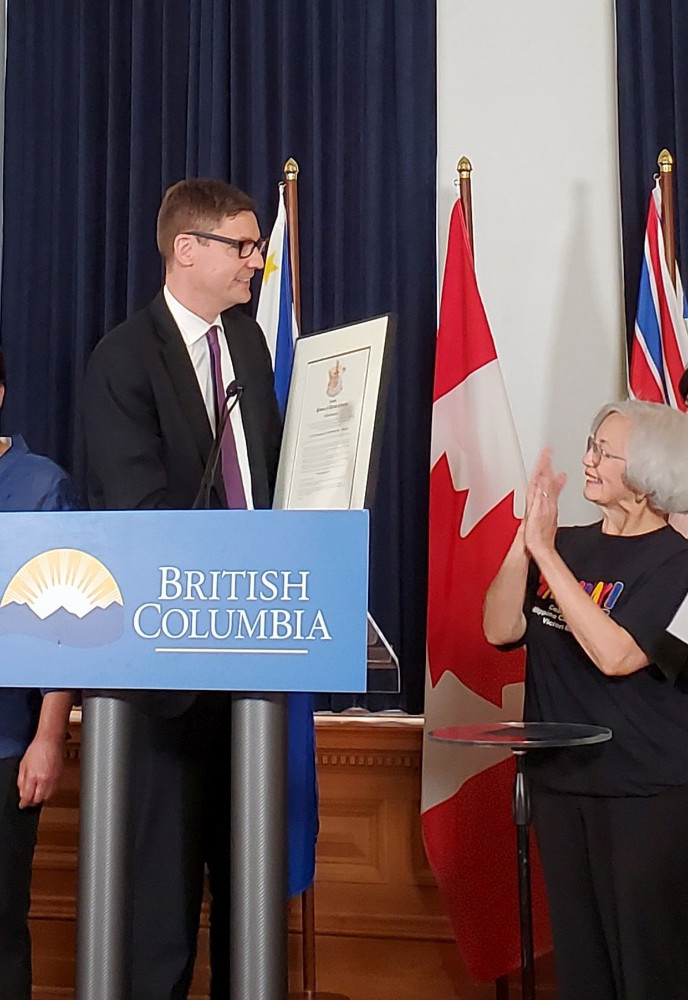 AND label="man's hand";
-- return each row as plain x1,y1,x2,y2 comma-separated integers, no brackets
17,690,72,808
17,734,65,808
